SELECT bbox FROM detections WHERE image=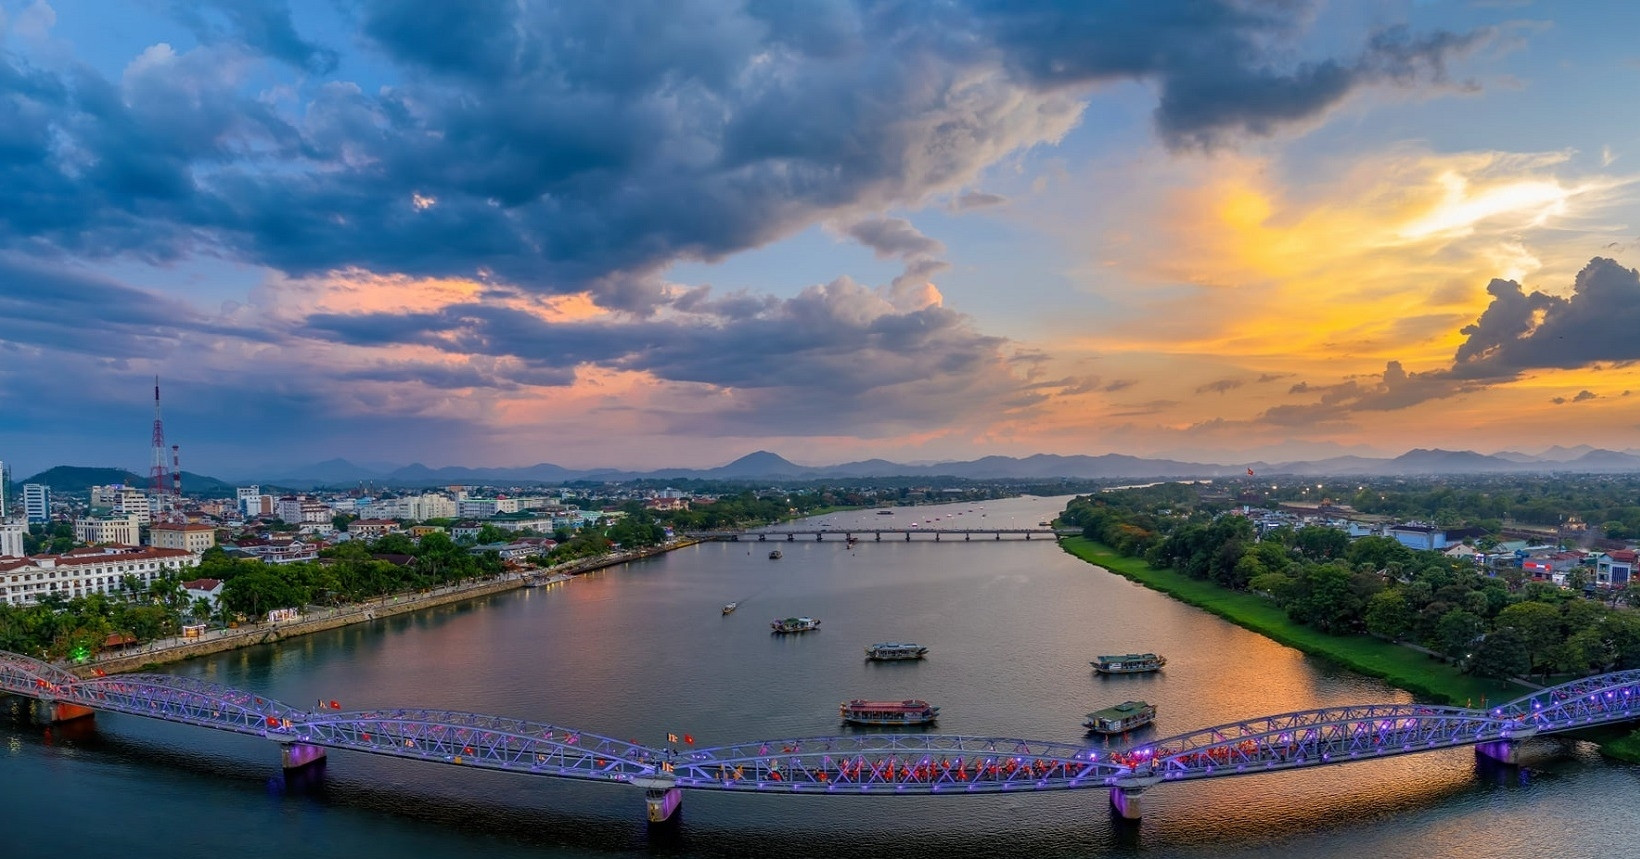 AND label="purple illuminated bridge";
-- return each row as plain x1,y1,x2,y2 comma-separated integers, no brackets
3,649,1636,823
